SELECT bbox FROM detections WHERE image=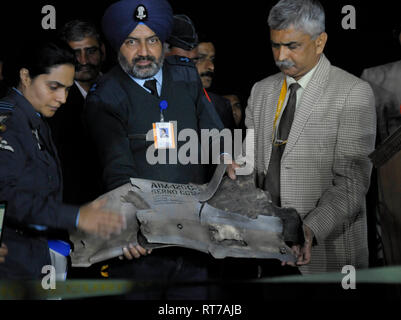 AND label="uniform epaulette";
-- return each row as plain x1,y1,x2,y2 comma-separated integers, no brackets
0,101,15,112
